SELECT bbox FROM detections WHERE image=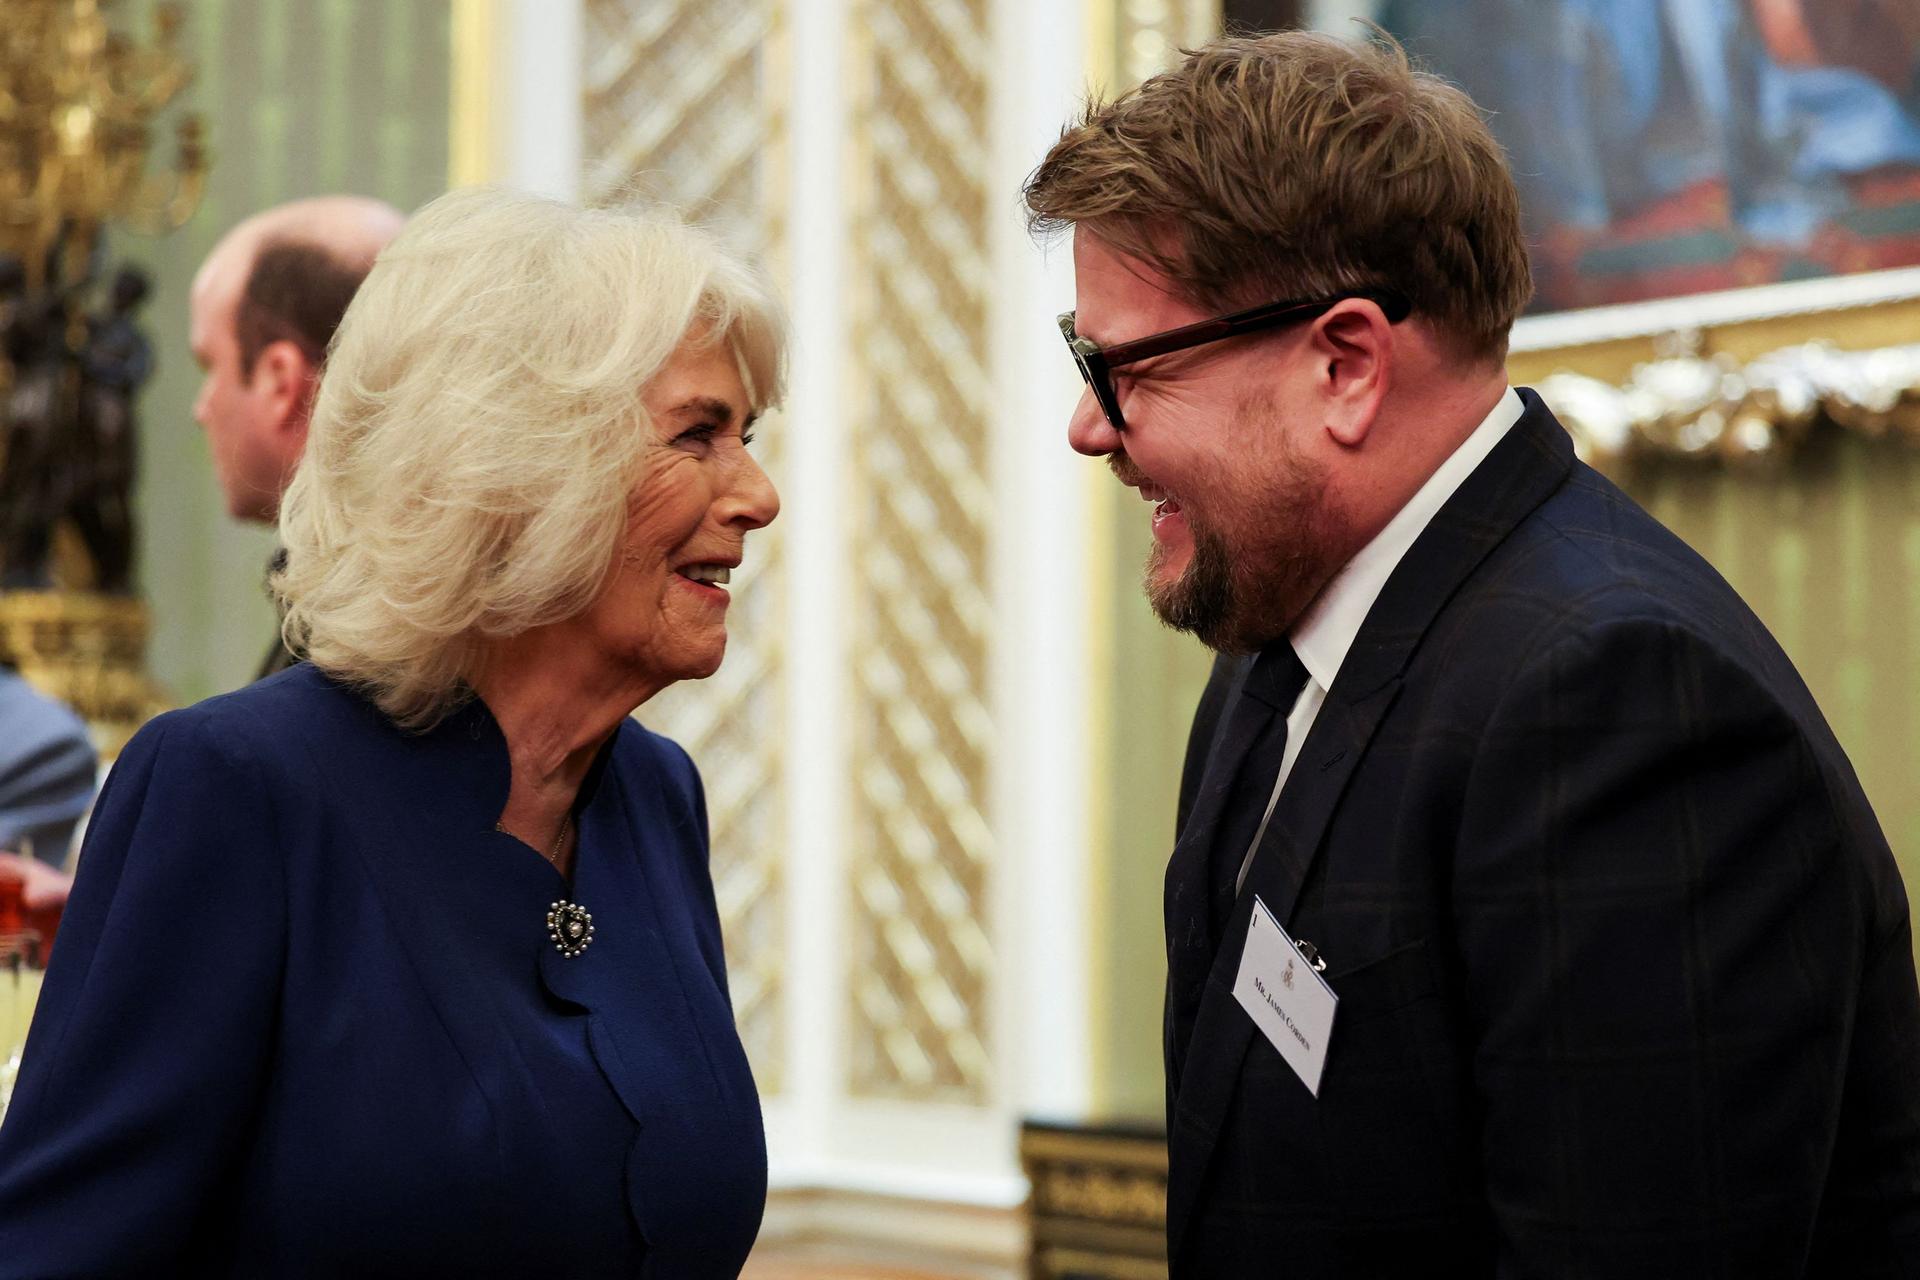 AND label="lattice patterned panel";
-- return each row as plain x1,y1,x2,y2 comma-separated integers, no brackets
582,0,782,242
582,0,787,1091
845,0,996,1103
